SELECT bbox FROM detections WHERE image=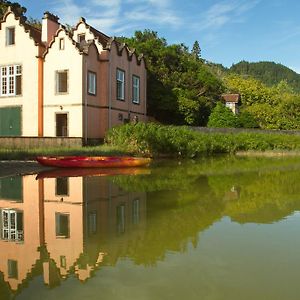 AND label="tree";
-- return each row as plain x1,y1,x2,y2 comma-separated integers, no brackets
0,0,26,18
118,31,223,125
191,40,201,60
207,102,240,128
